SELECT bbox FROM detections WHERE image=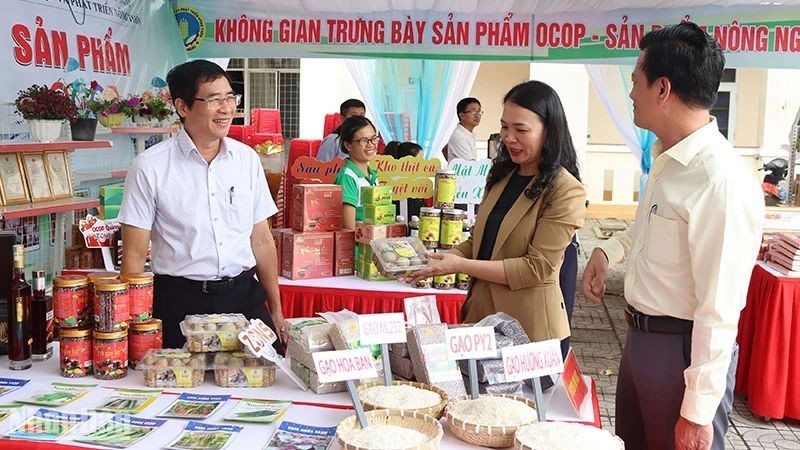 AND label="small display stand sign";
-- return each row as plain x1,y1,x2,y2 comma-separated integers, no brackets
501,338,564,421
358,312,406,386
313,348,378,428
445,326,497,399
